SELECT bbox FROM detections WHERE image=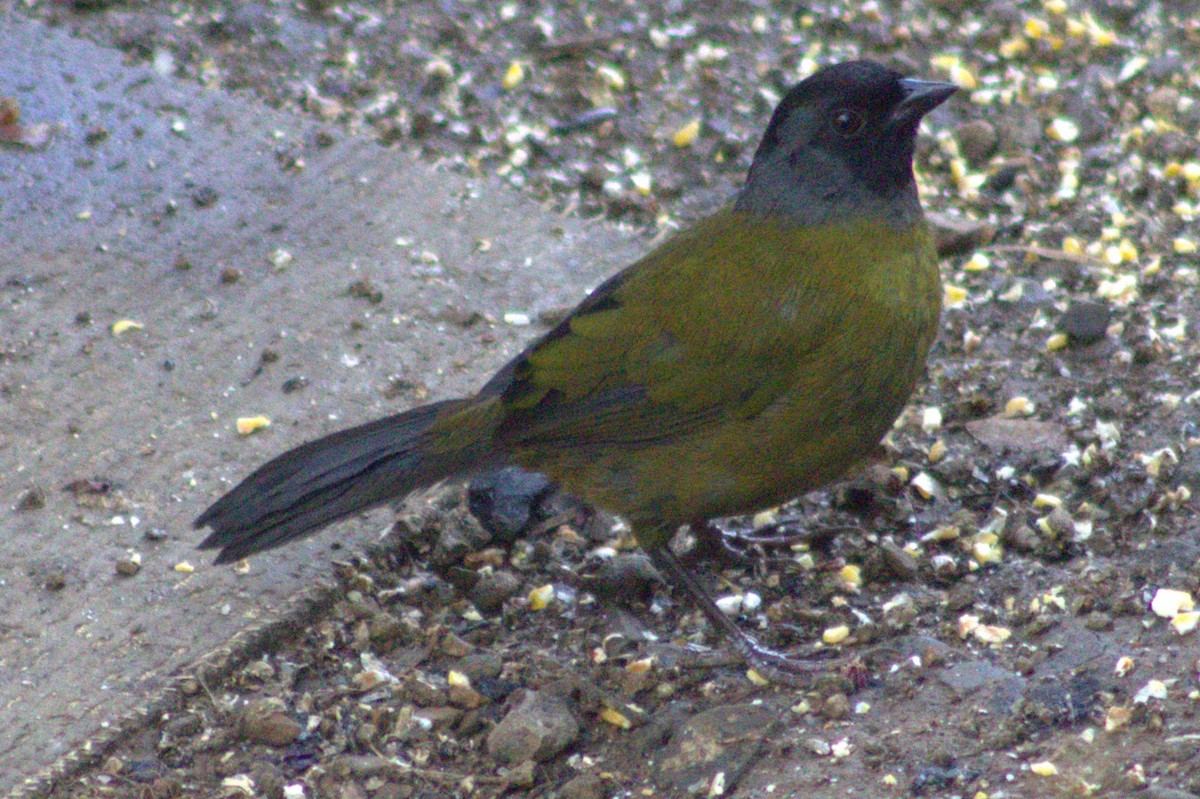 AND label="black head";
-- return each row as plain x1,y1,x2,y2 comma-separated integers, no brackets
736,60,956,226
